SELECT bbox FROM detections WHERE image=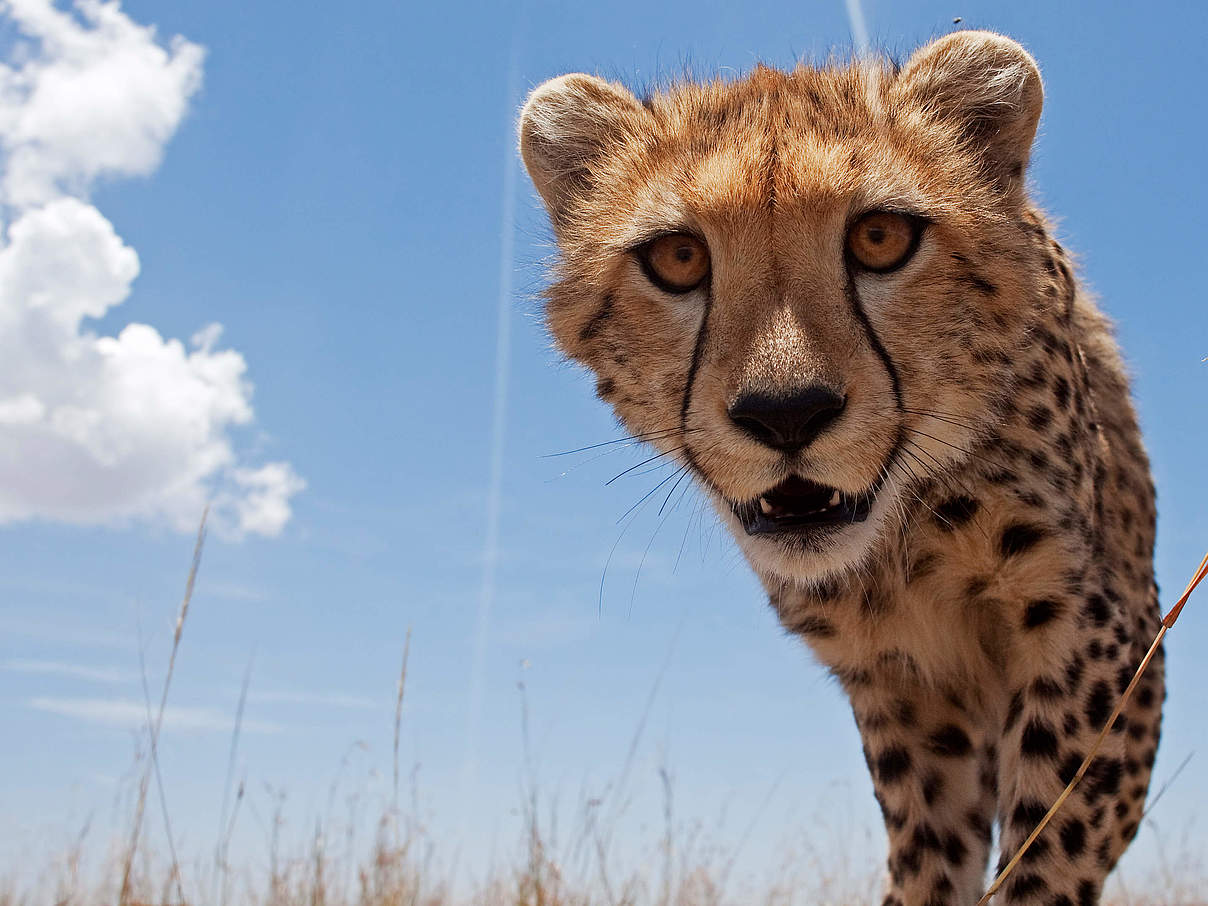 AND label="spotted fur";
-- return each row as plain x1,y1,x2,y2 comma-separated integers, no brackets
519,31,1161,905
